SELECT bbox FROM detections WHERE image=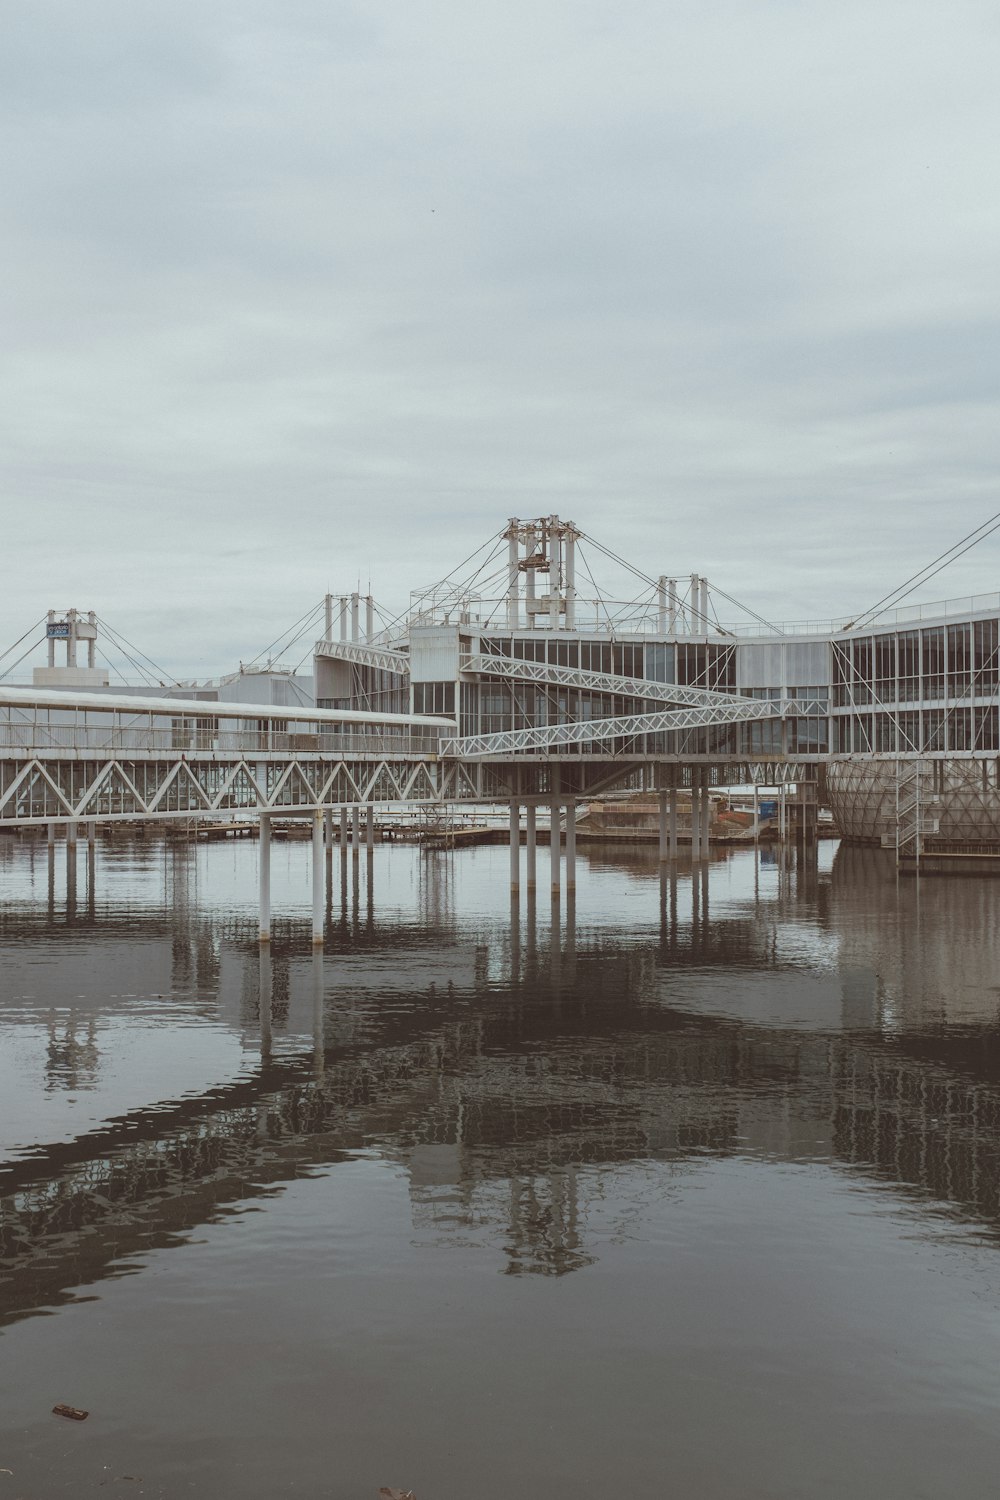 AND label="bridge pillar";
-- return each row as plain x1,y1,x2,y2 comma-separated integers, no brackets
351,804,360,853
47,821,55,848
509,801,520,897
669,787,678,860
66,820,77,847
324,809,333,846
526,803,537,892
702,774,712,856
340,806,348,846
550,800,561,902
66,836,77,917
690,773,700,861
259,947,272,1058
312,811,324,945
565,798,576,895
658,790,668,864
312,948,325,1074
259,813,271,943
366,806,375,854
